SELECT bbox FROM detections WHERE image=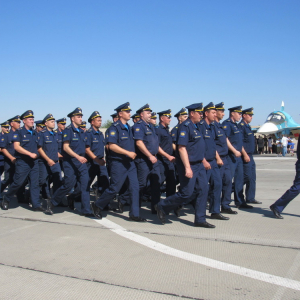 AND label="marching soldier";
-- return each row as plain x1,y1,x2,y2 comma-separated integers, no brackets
156,109,176,197
2,110,45,211
222,106,253,209
91,102,146,222
156,103,215,228
239,108,261,204
37,114,62,200
213,103,237,214
131,113,140,123
46,107,93,216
